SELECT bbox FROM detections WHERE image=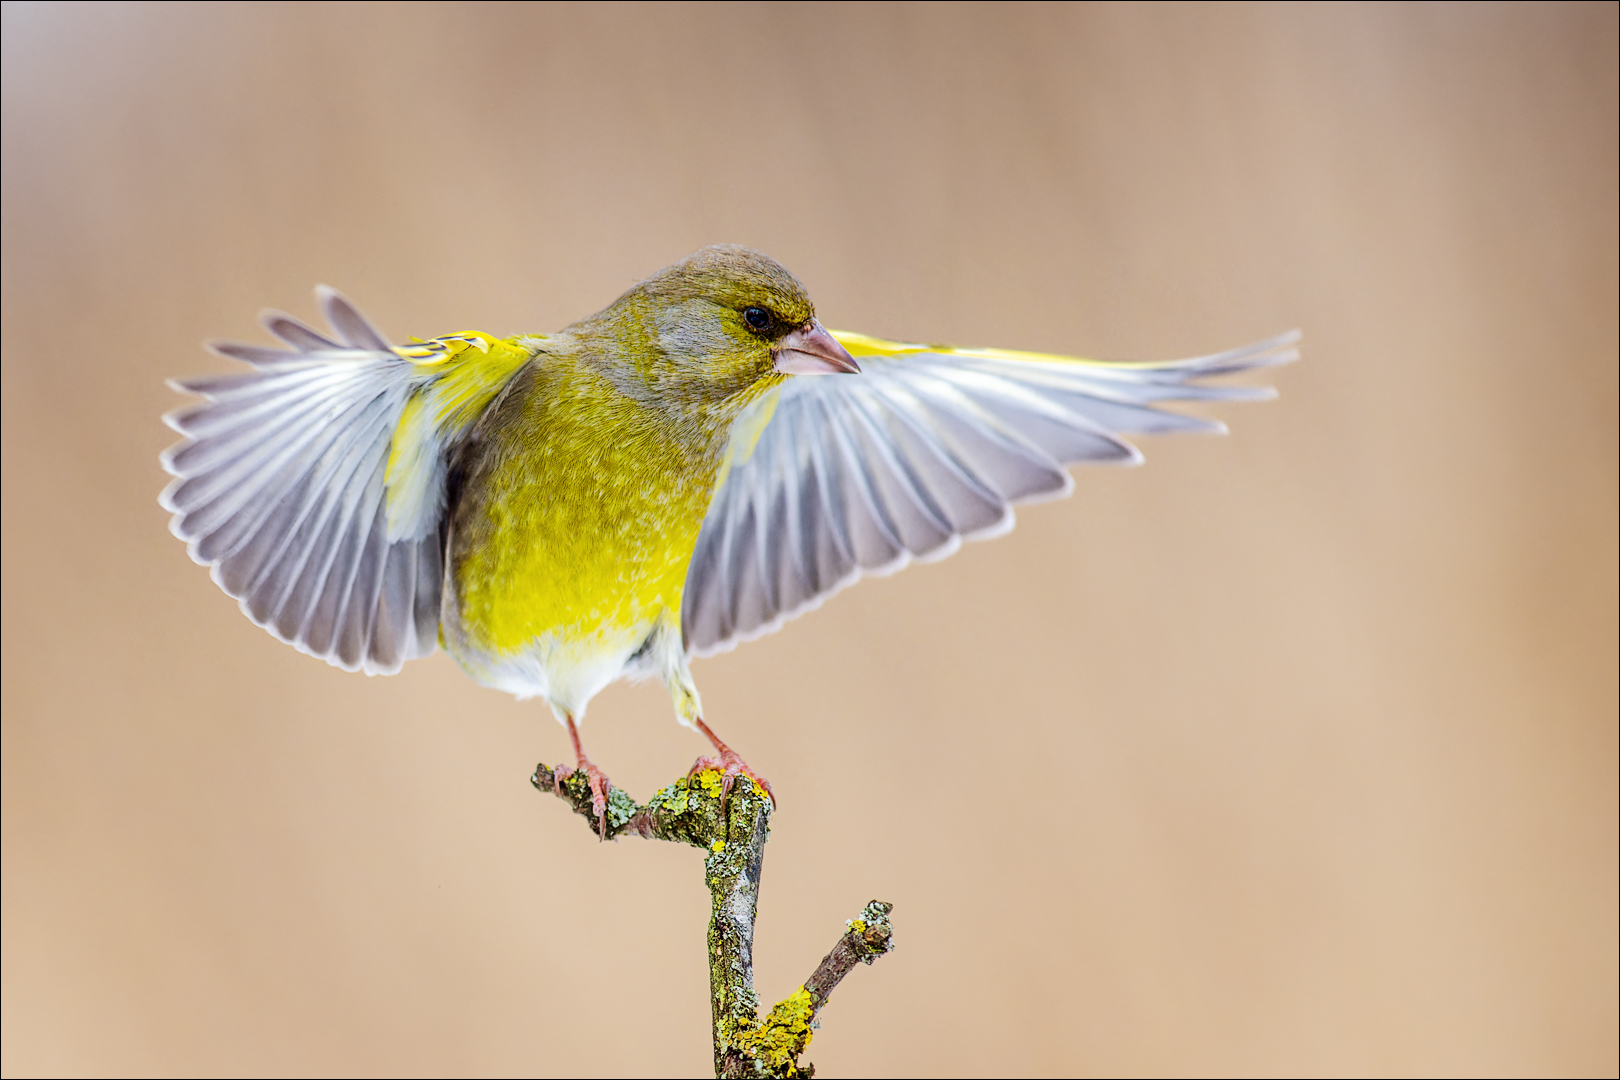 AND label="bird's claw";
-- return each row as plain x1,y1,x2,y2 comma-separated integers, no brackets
555,760,614,839
687,748,775,811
